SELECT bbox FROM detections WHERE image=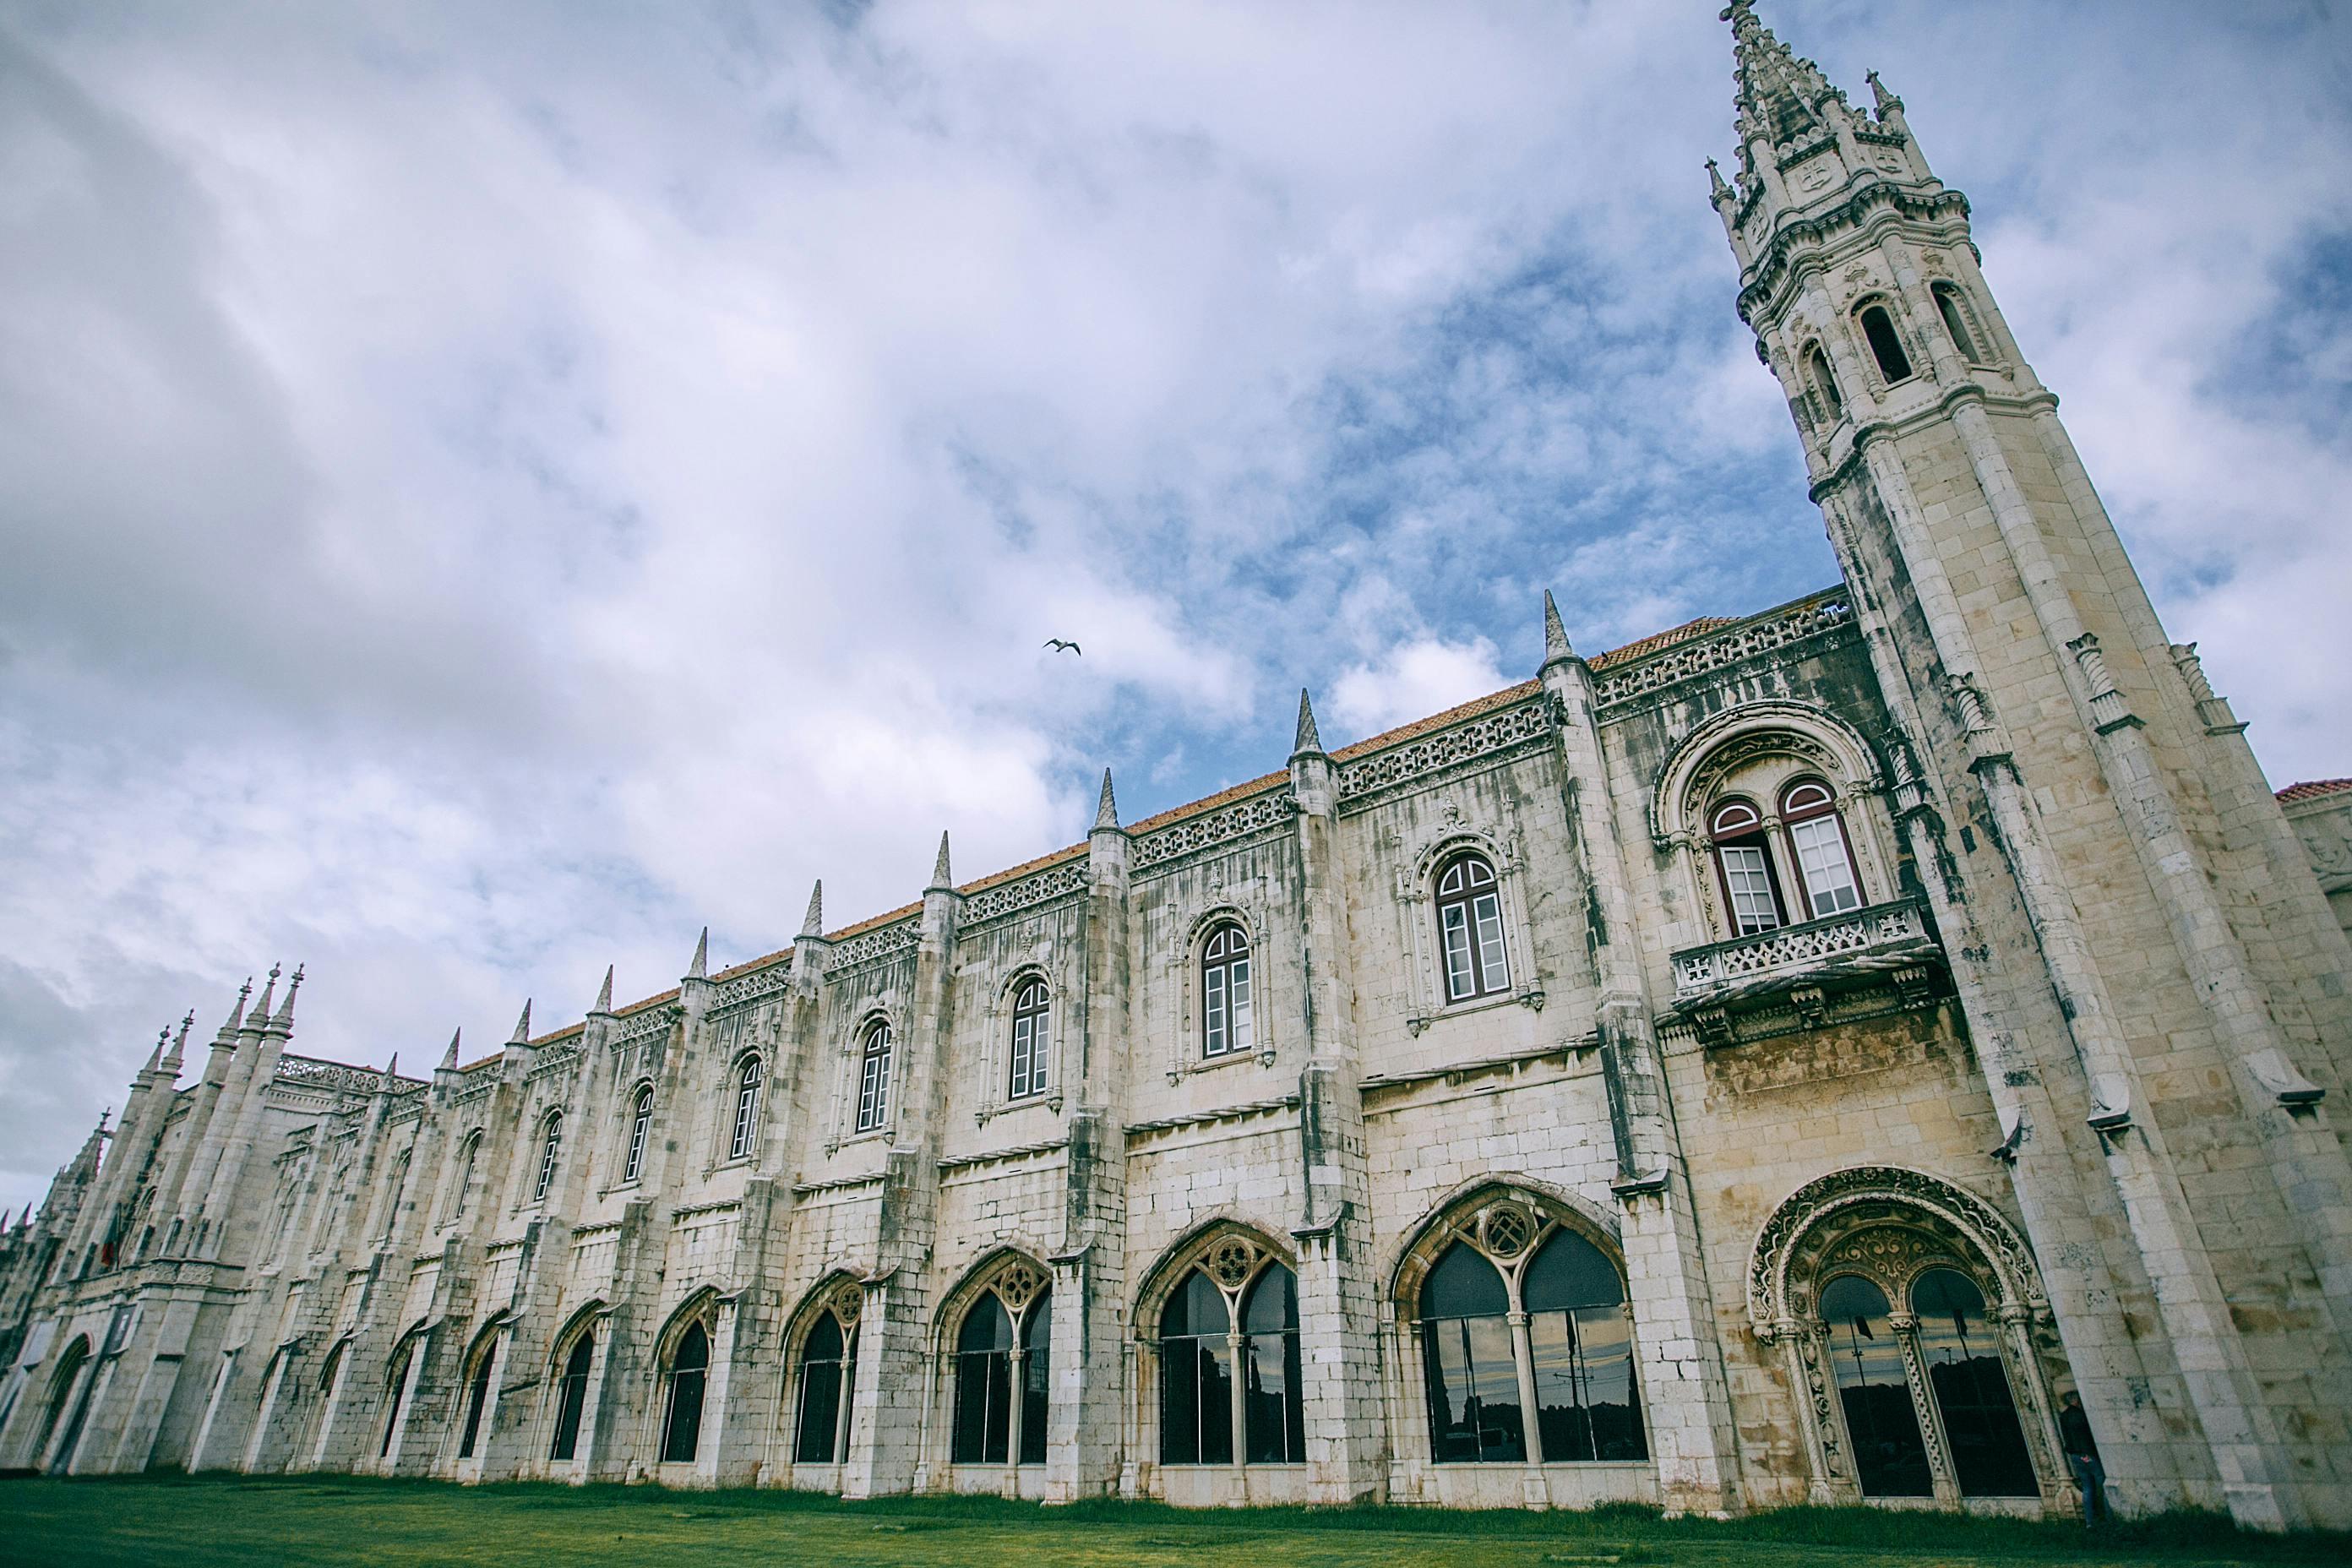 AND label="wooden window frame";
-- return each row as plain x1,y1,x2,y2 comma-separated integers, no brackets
1709,798,1789,936
622,1086,653,1185
1779,777,1865,920
1200,923,1255,1059
532,1113,563,1204
1434,852,1512,1003
854,1022,894,1134
729,1056,763,1162
1008,978,1050,1102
